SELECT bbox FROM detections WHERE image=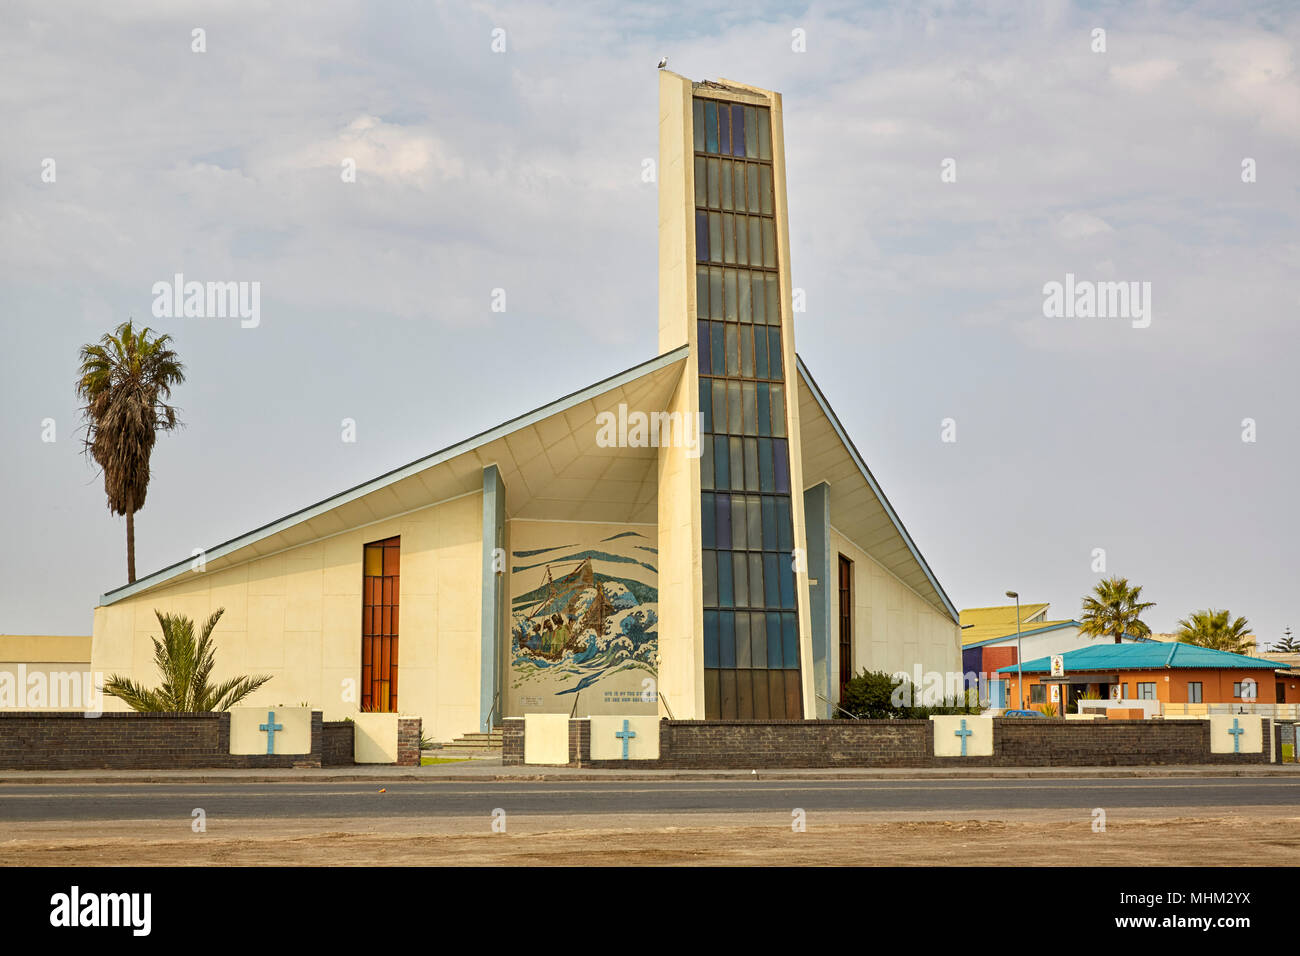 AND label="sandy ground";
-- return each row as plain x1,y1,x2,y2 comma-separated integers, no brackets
4,806,1299,865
